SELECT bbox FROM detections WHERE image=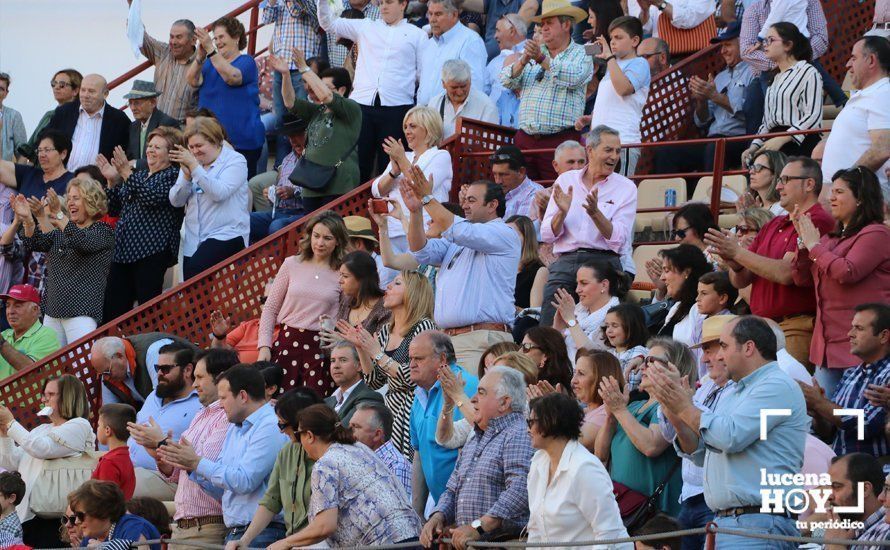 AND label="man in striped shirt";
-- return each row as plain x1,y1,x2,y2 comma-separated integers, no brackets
127,348,240,548
798,303,890,458
350,401,413,500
